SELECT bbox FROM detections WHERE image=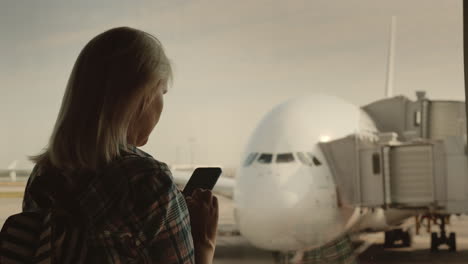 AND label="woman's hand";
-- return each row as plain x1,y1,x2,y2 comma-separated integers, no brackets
185,188,218,264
